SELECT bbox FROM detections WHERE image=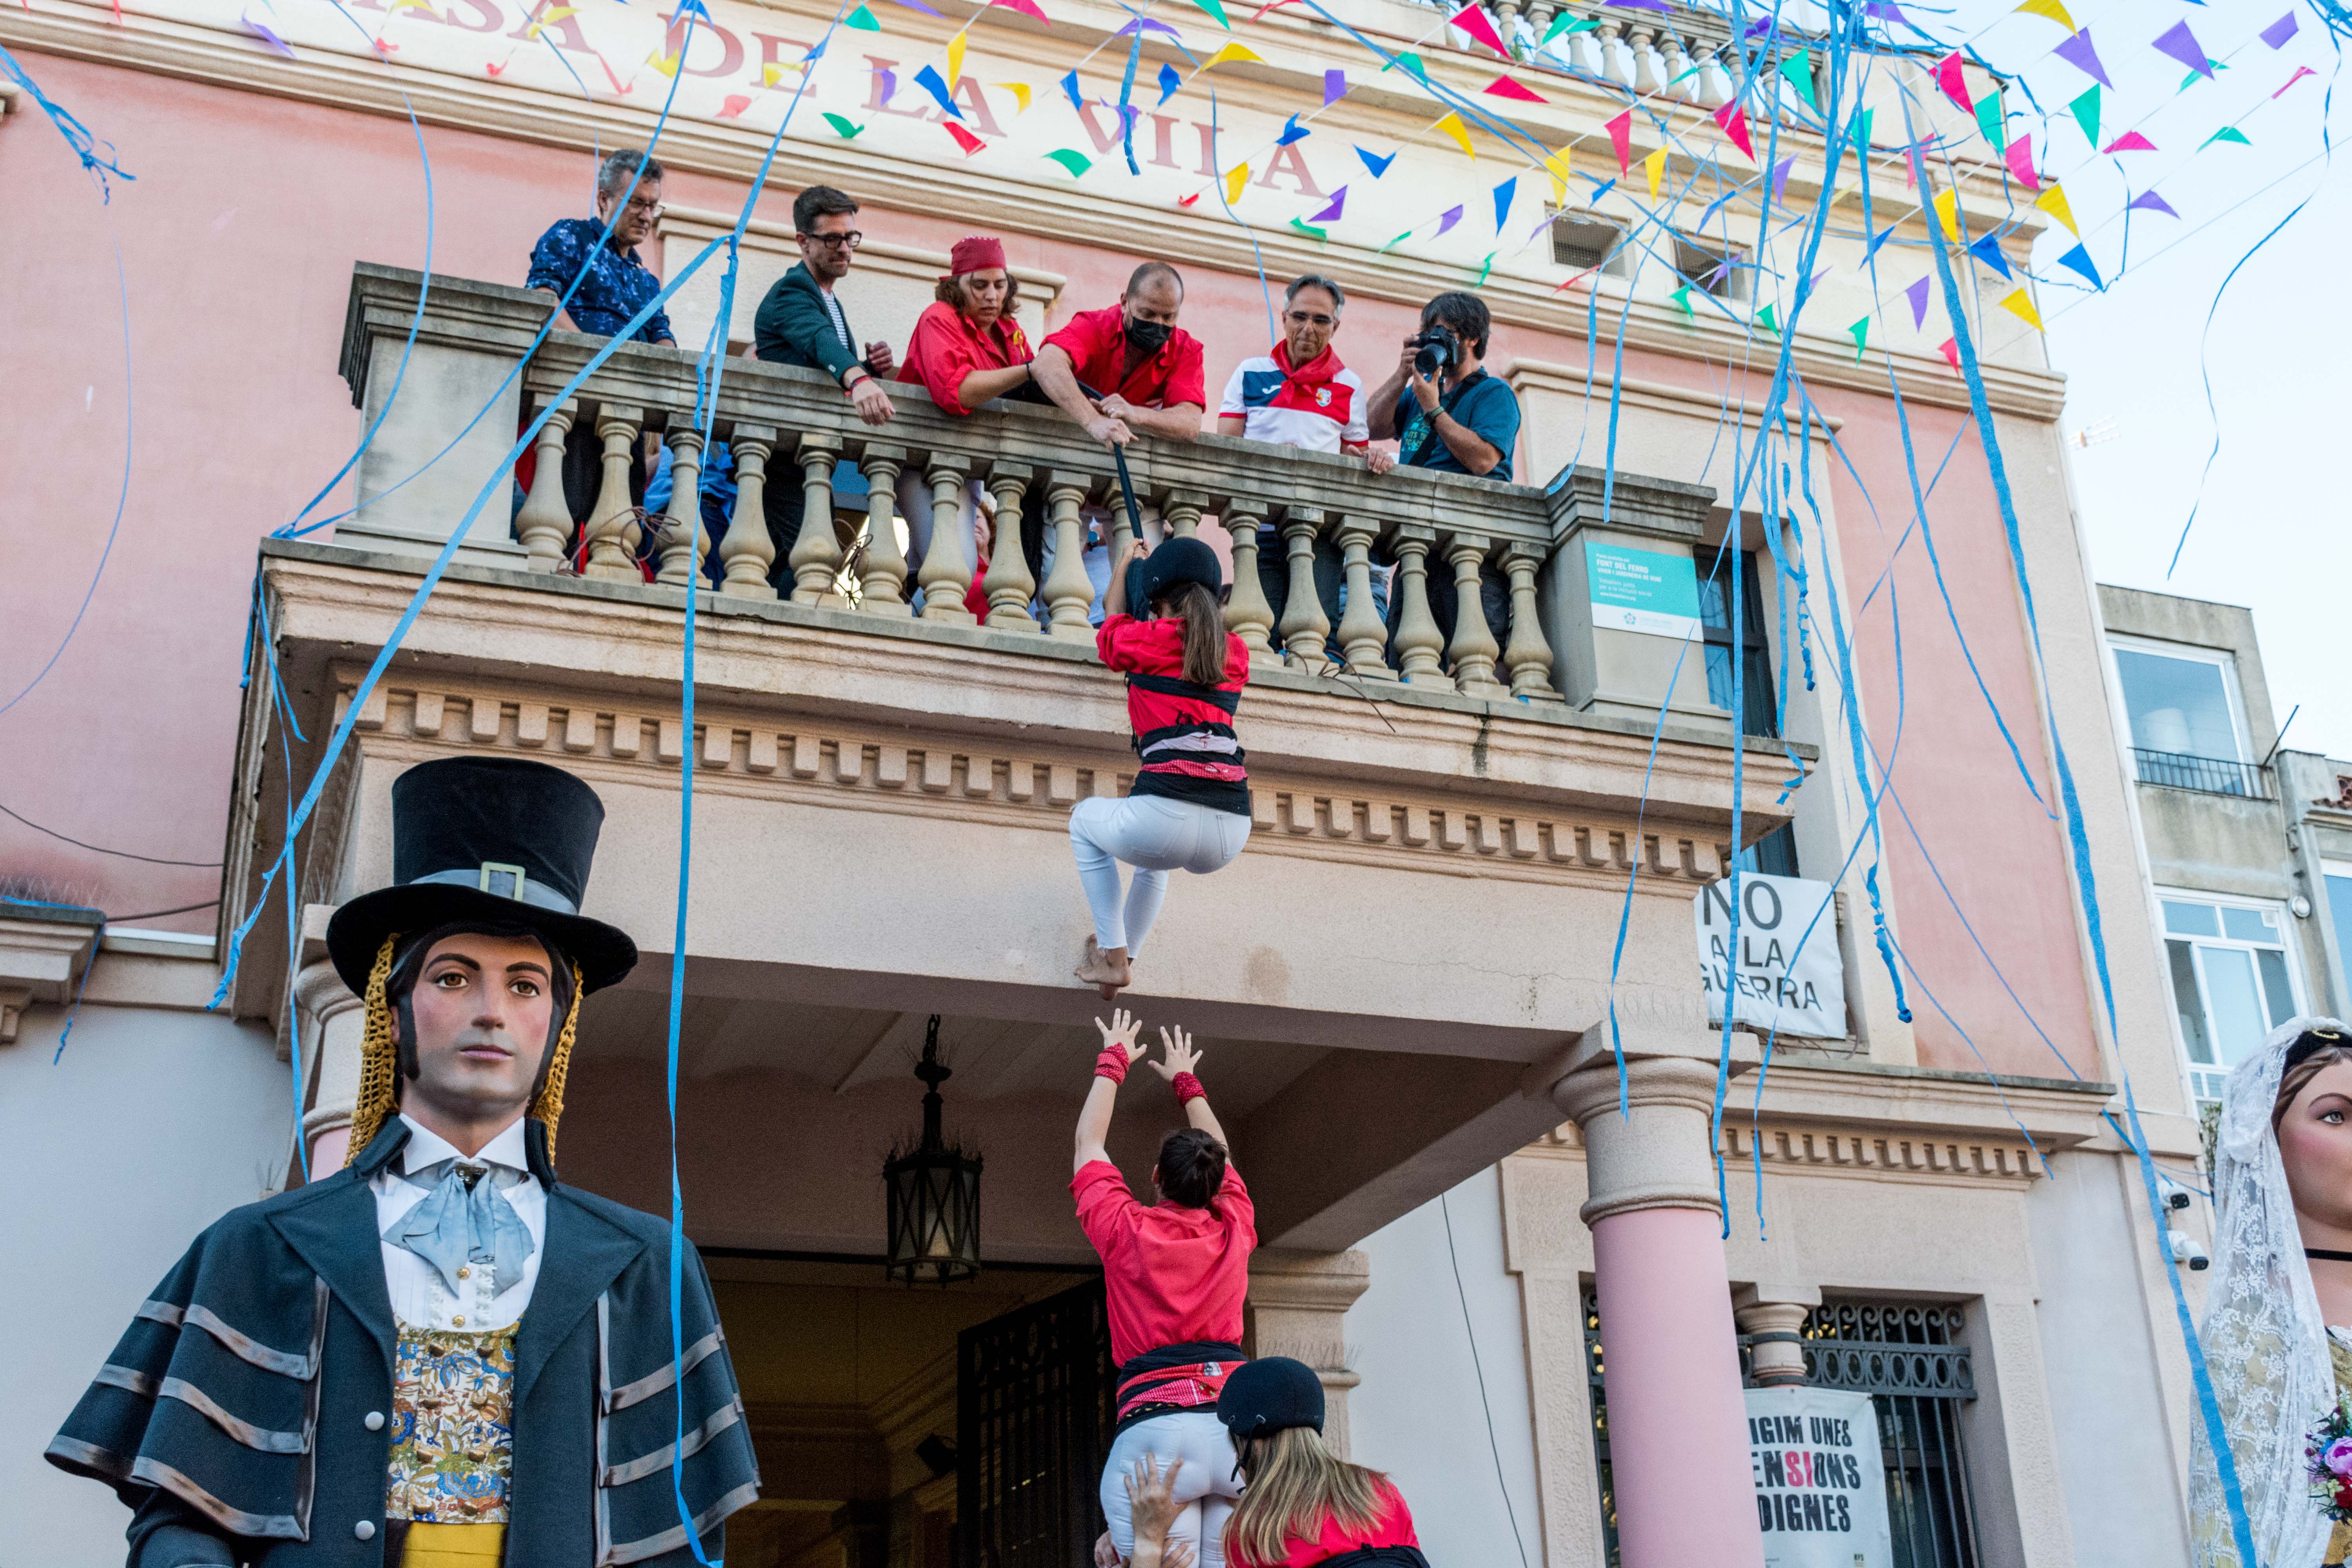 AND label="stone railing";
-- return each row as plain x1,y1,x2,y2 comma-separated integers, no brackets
338,263,1730,730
